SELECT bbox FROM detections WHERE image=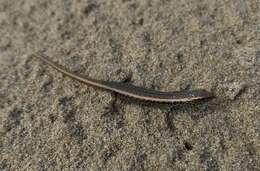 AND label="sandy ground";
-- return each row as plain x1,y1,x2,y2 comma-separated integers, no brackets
0,0,259,170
